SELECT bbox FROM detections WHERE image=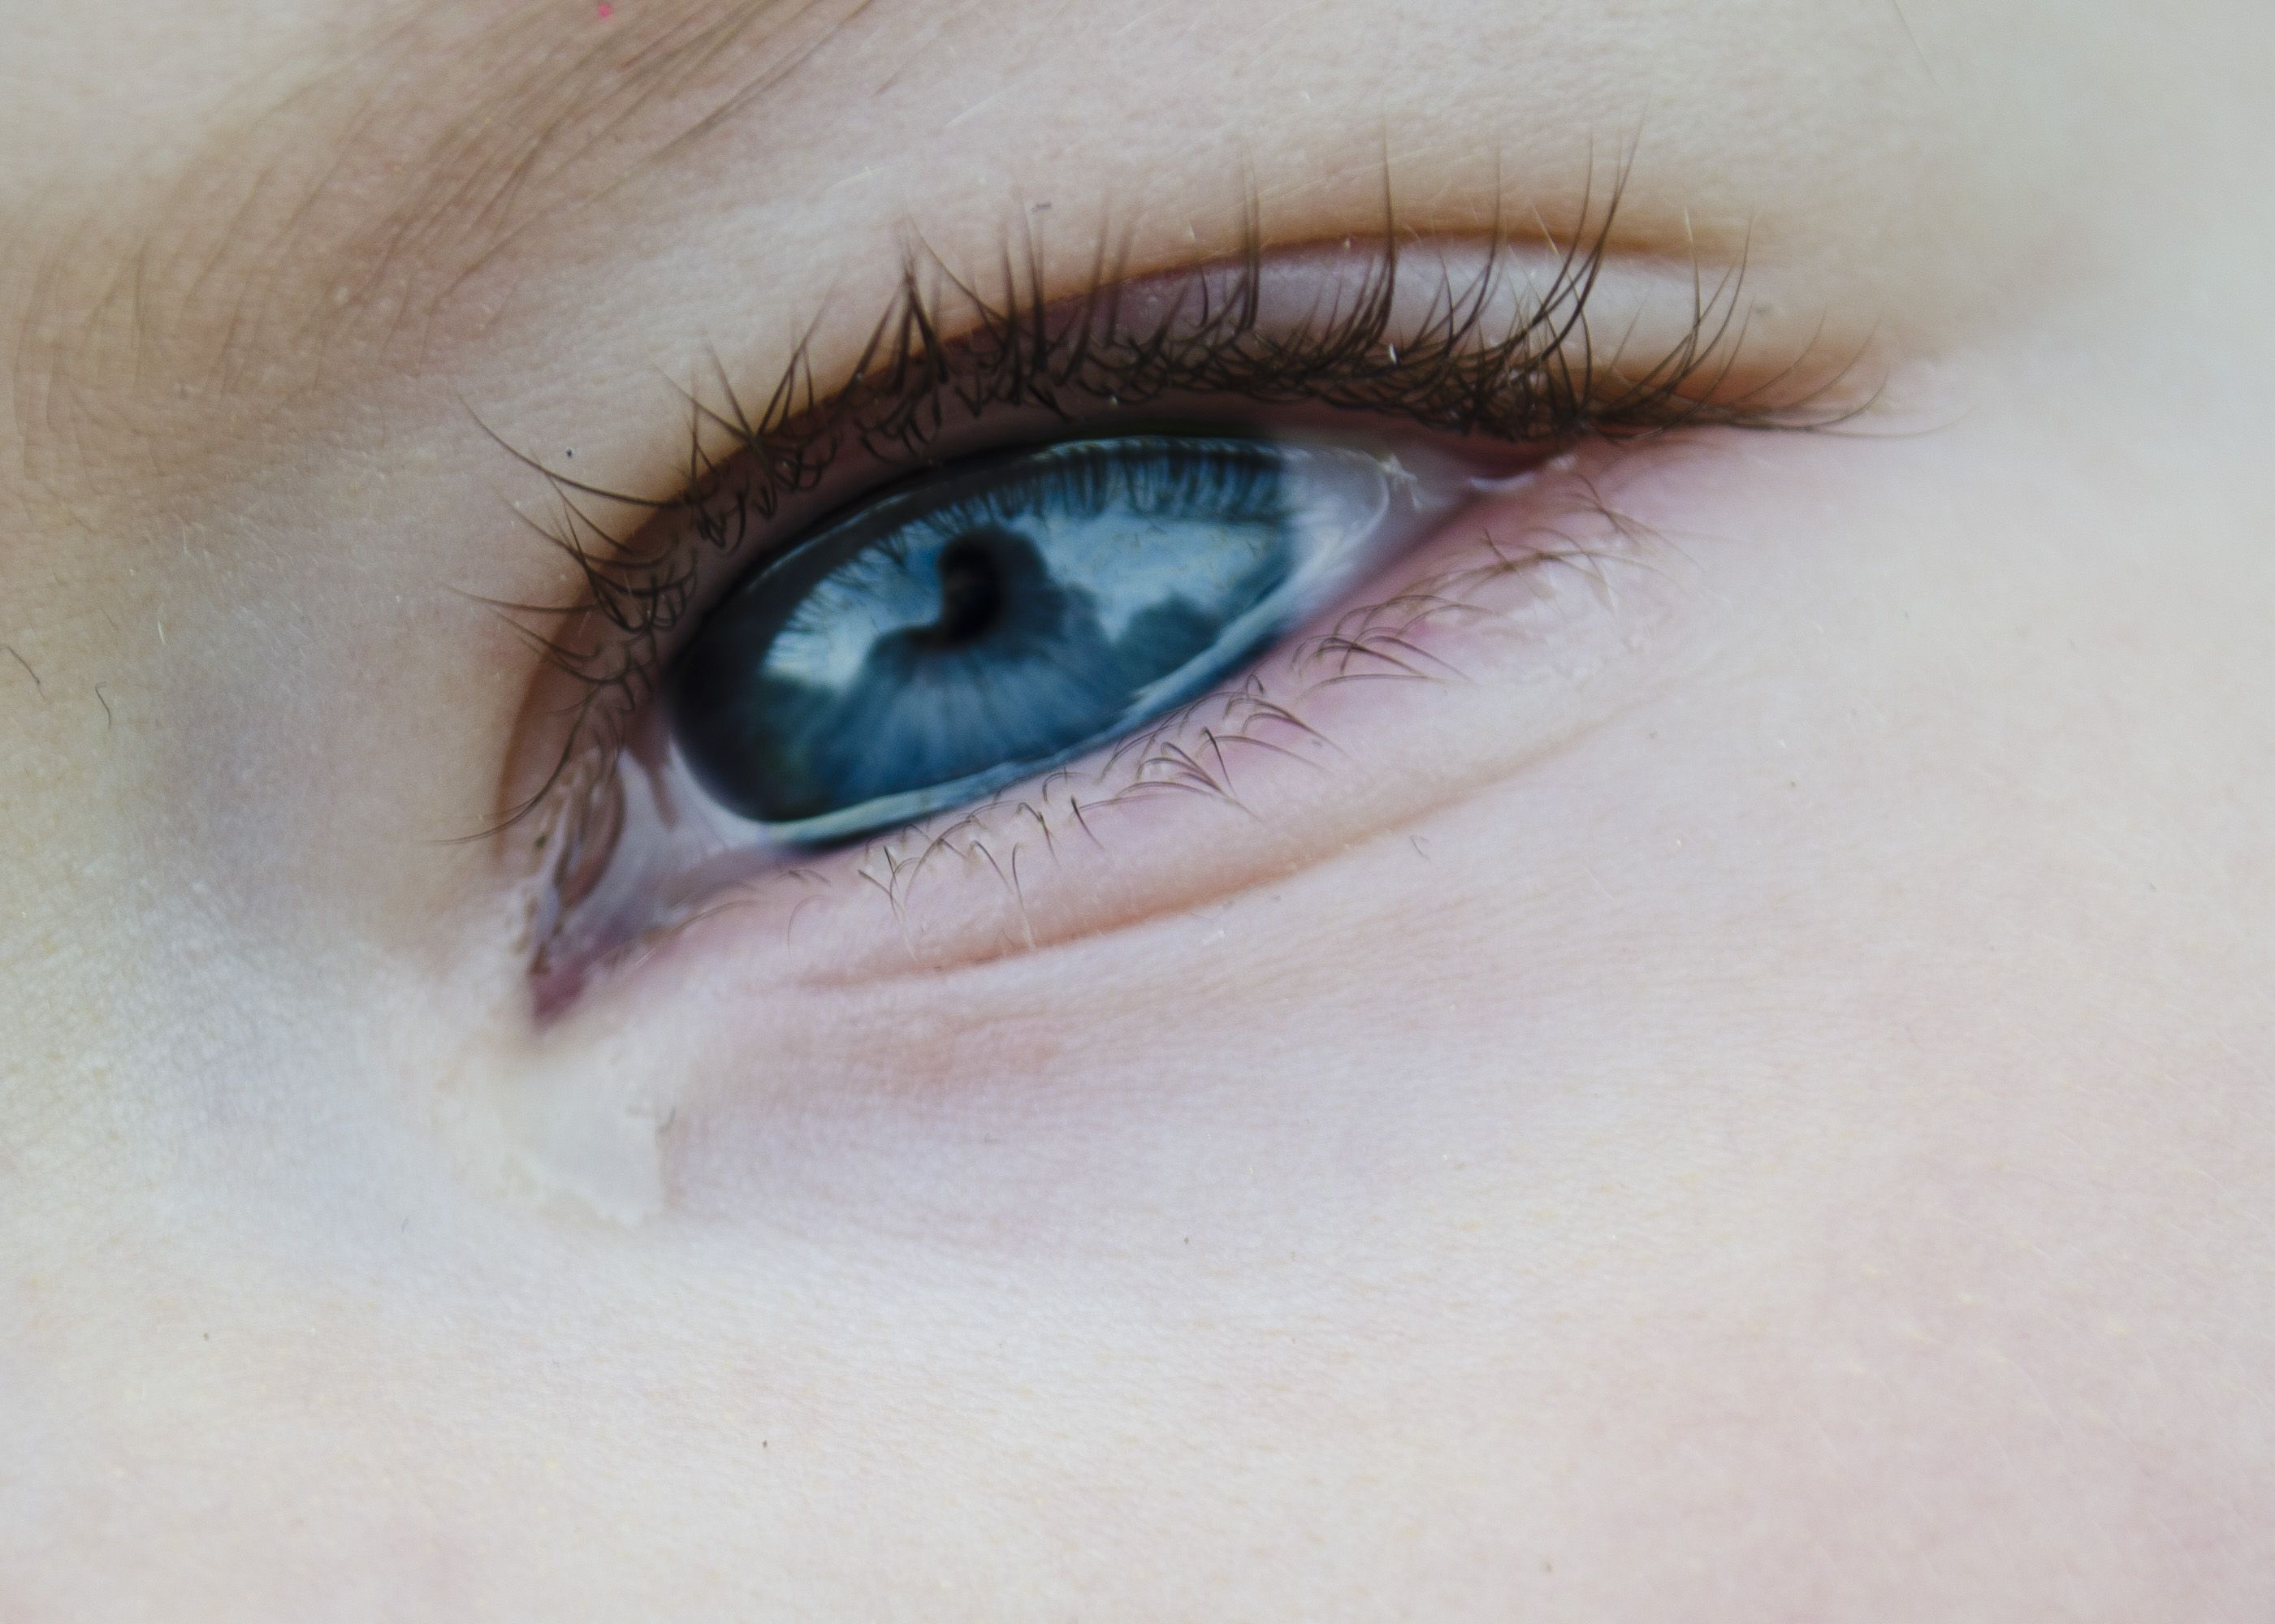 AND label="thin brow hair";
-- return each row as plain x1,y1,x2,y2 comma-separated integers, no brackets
10,0,875,482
